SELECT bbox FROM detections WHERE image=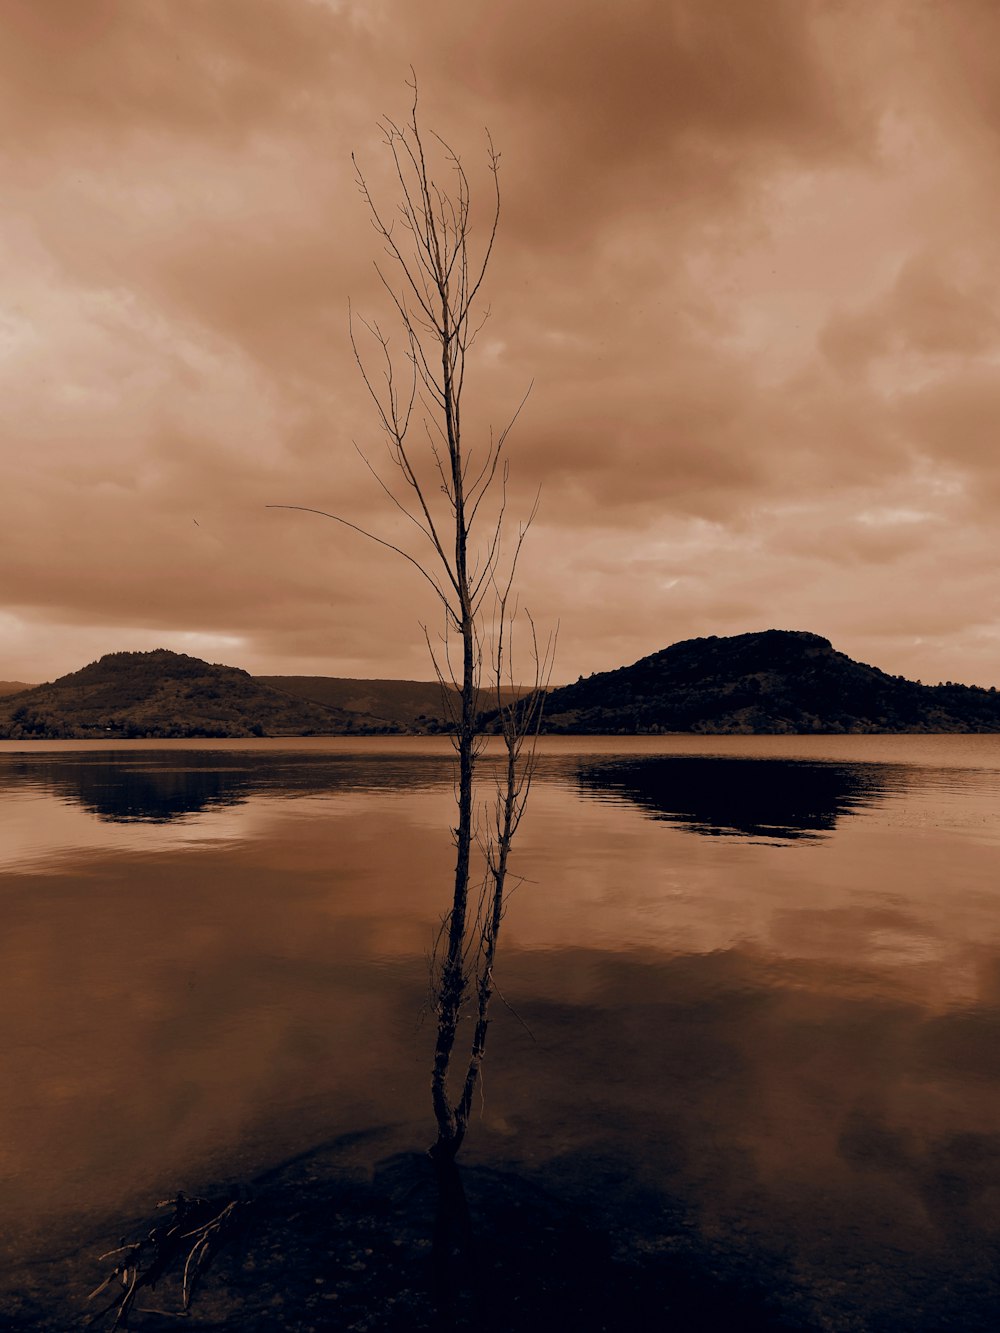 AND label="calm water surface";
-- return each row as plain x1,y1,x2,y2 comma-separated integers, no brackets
2,735,999,1328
